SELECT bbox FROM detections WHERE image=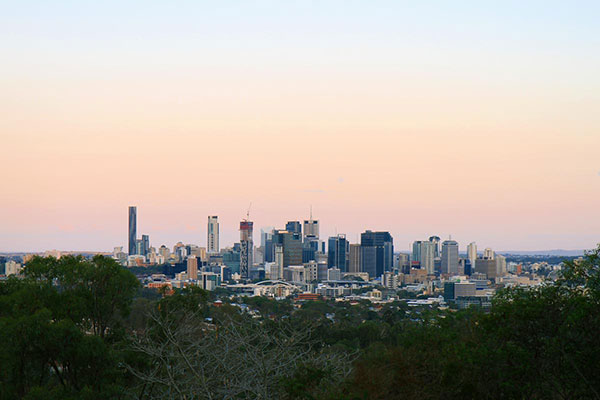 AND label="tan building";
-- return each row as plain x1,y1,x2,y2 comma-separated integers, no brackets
403,268,428,284
187,256,198,280
349,244,362,273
